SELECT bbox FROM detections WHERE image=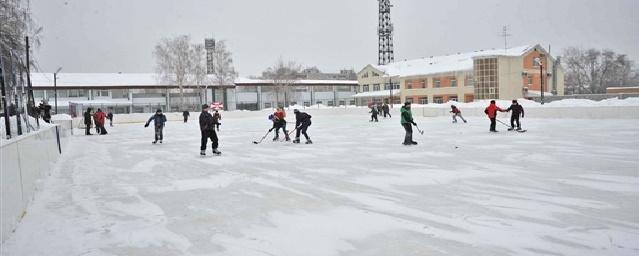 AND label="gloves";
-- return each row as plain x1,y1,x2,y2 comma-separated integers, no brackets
412,121,417,126
144,124,149,128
